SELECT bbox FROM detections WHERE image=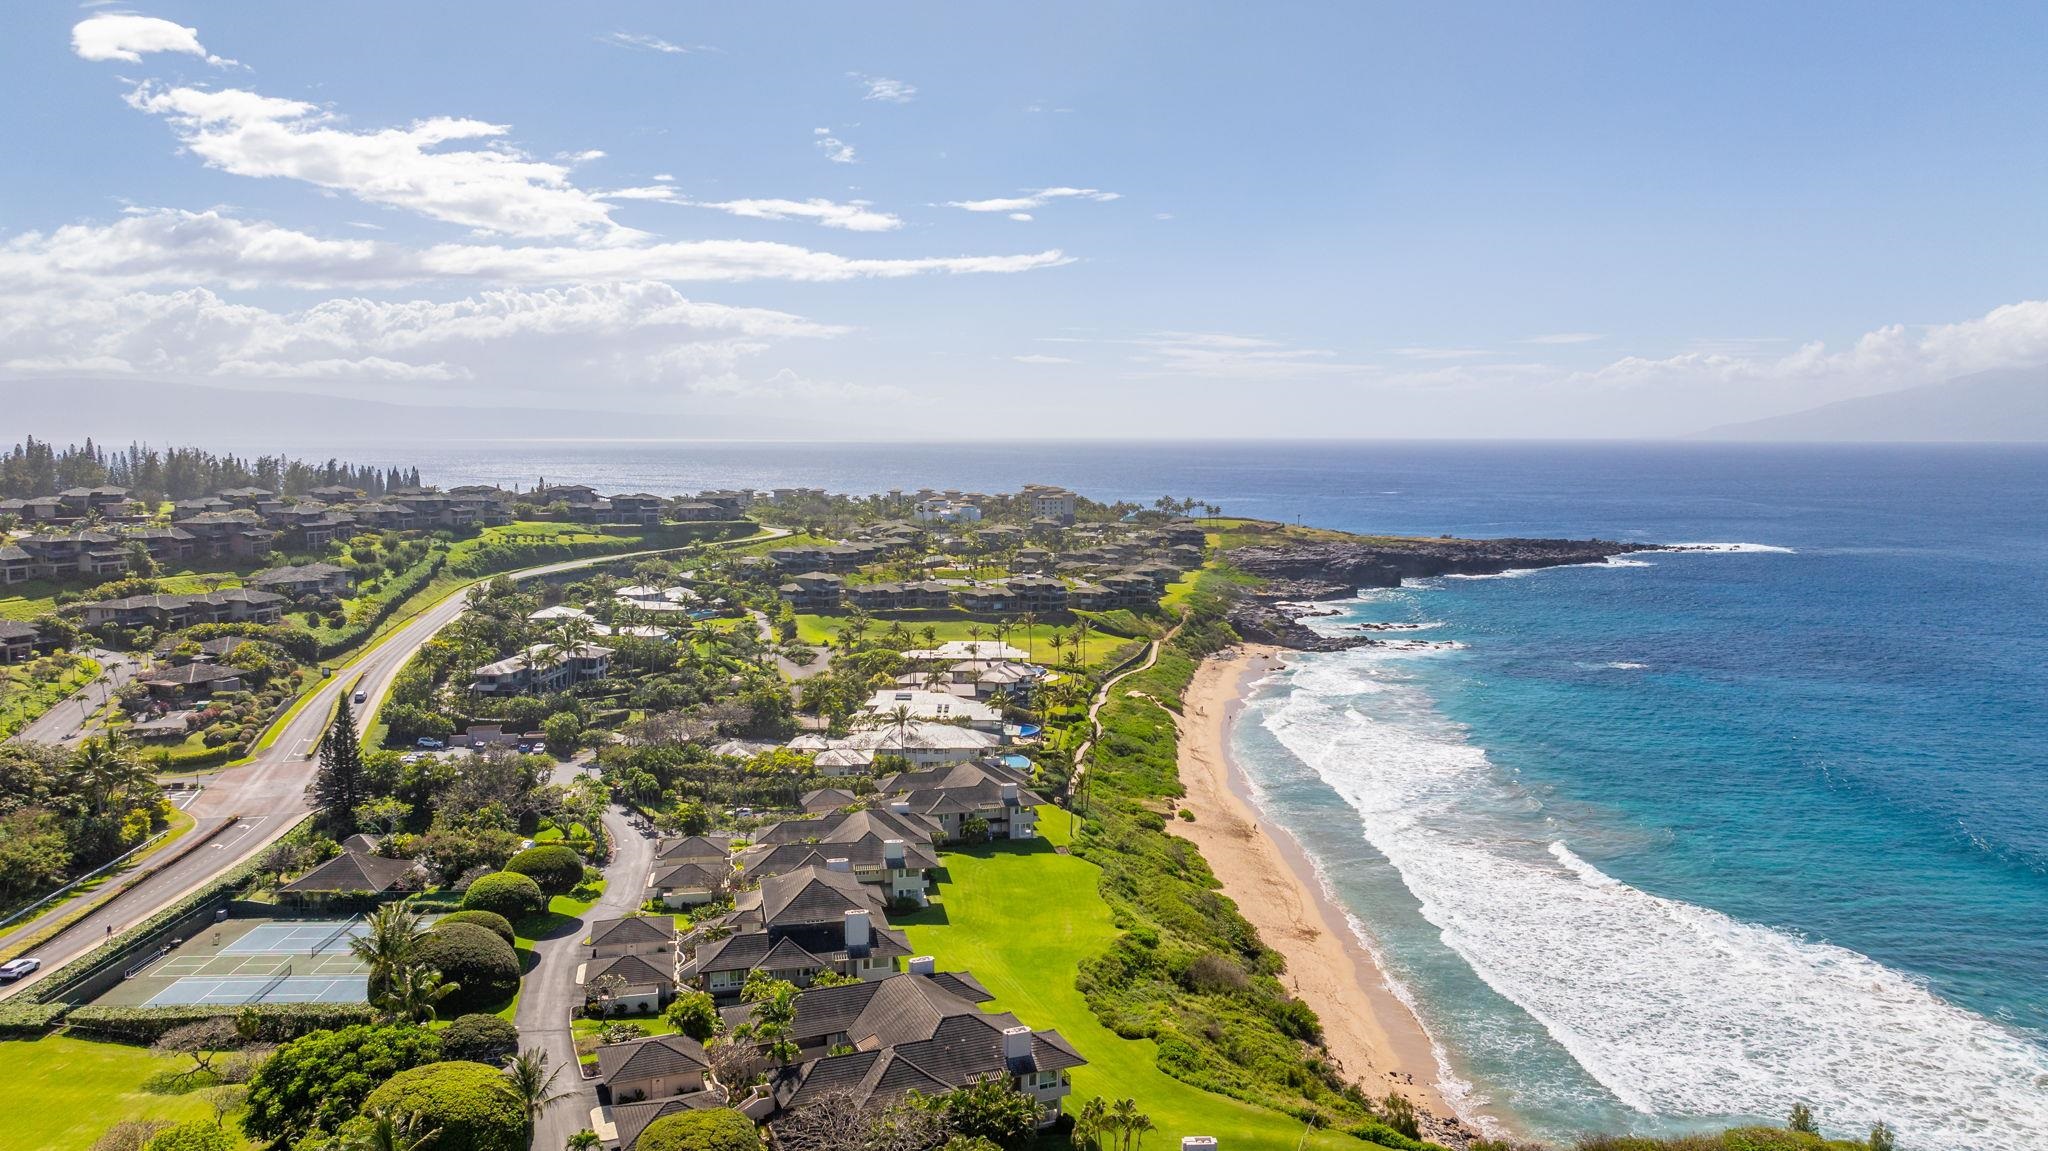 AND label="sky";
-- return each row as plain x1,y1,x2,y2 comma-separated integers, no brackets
6,2,2048,438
